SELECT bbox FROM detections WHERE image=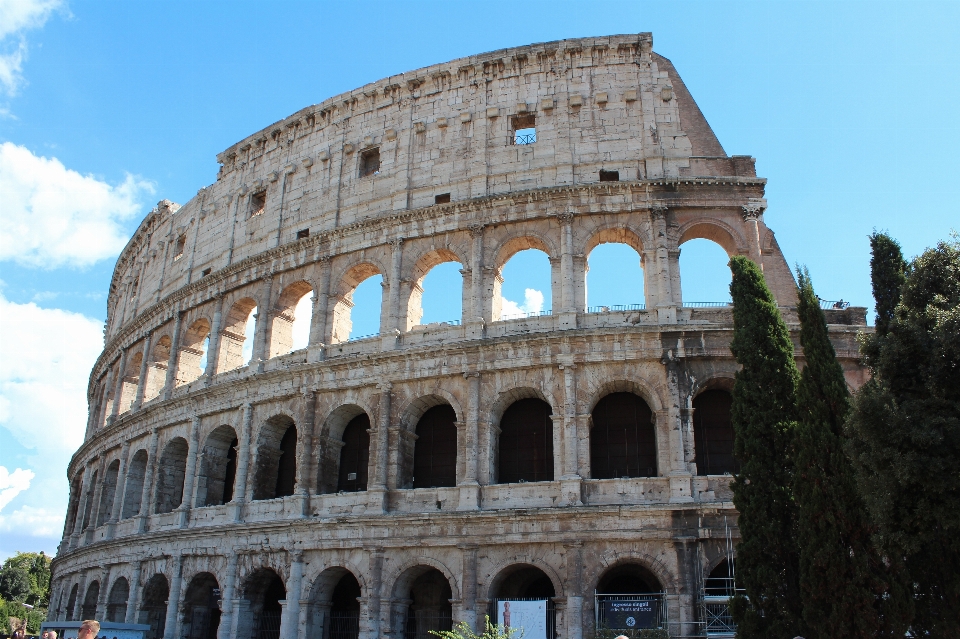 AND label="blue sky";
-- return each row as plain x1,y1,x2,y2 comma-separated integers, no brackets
0,0,957,560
